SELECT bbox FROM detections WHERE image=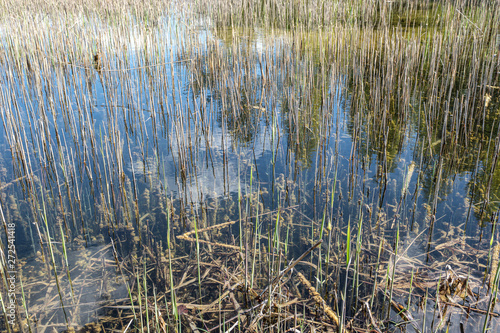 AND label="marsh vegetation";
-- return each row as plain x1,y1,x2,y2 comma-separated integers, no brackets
0,0,499,332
